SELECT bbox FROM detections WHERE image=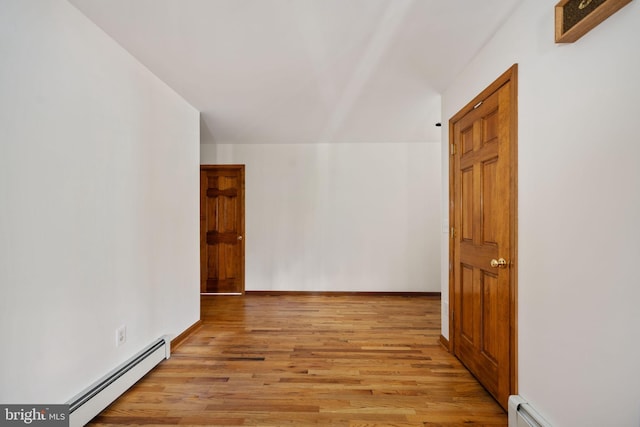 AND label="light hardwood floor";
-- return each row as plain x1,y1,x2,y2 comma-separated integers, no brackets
89,294,507,426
